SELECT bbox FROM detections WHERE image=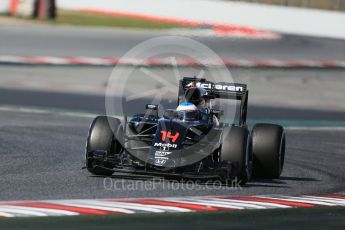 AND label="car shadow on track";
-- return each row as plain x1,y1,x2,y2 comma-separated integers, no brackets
252,176,318,184
245,176,319,188
279,176,319,182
